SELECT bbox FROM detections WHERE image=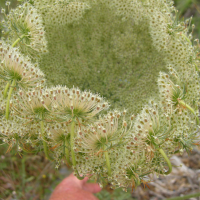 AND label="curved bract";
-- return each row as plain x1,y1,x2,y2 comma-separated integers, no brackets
0,0,199,190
